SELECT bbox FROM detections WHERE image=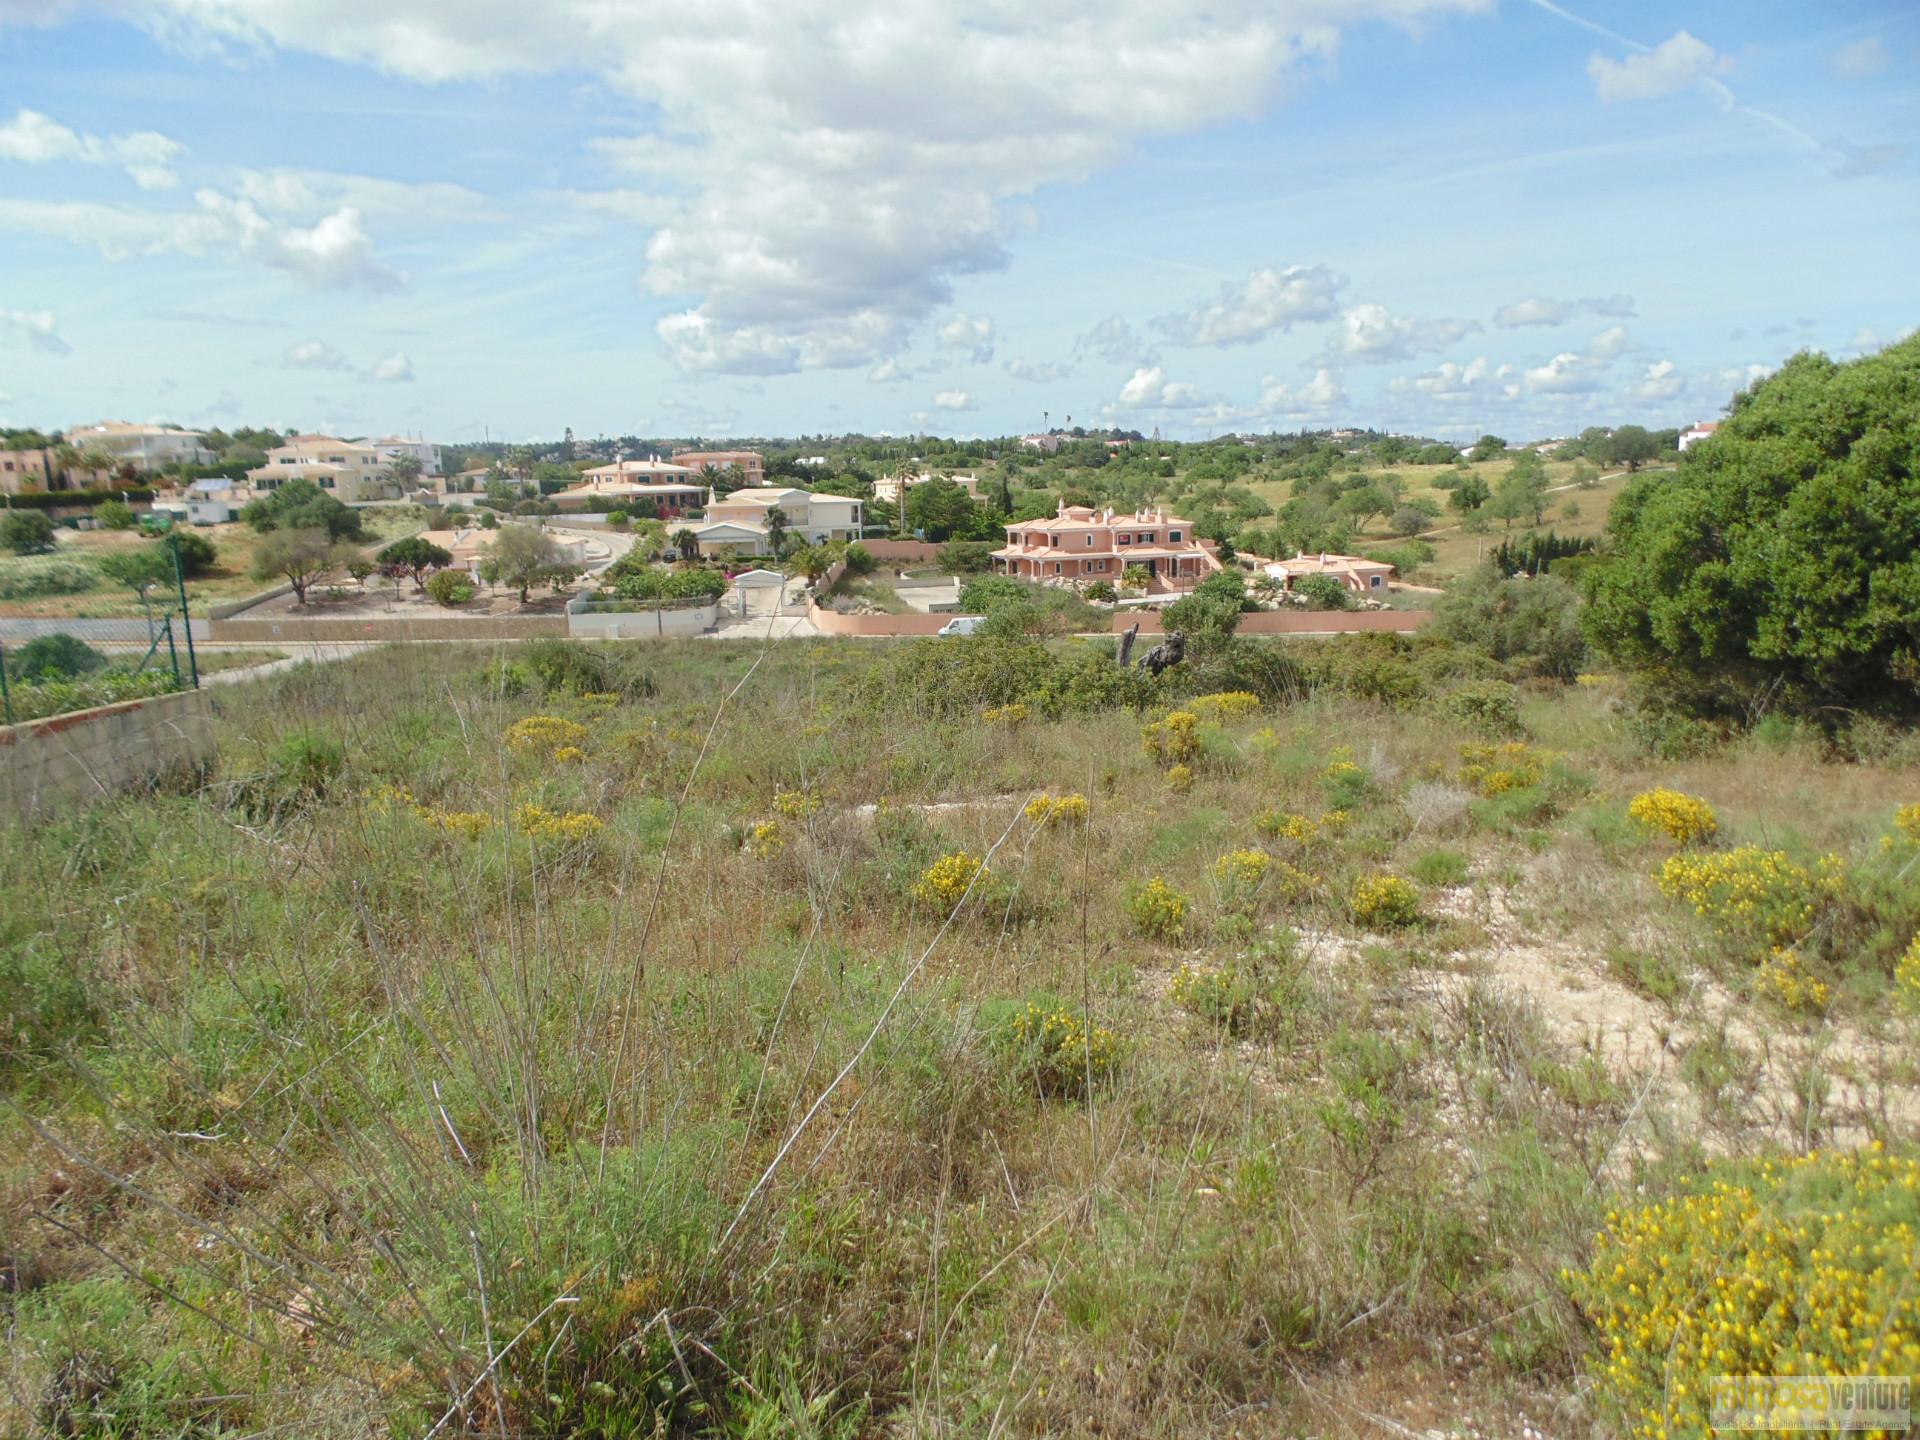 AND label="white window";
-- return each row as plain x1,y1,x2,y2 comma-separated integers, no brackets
1085,534,1094,546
